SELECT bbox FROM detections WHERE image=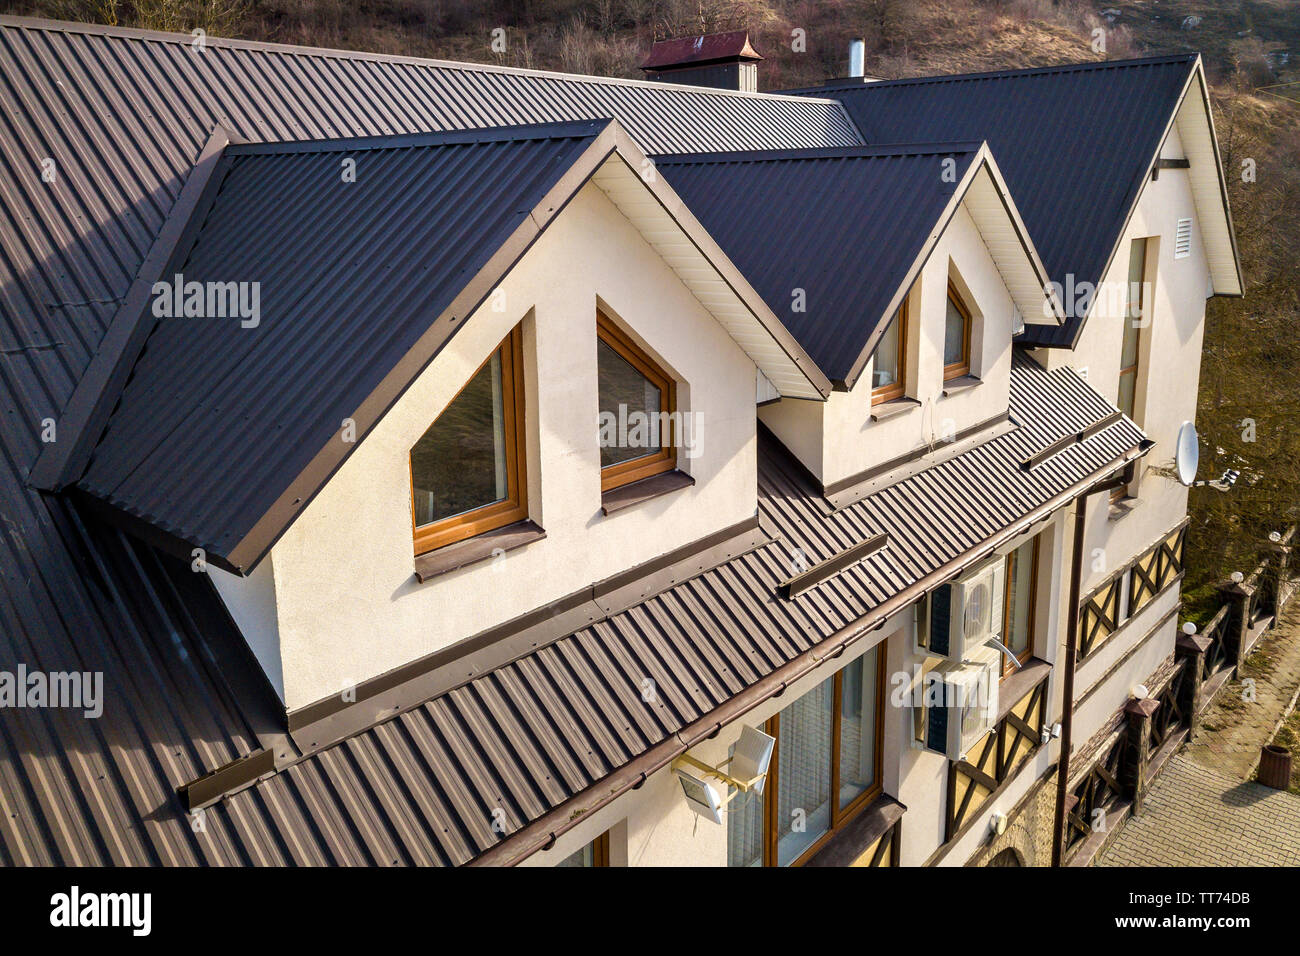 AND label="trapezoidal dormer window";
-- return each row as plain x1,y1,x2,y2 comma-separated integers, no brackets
596,311,676,492
943,281,973,381
871,300,909,405
410,325,527,555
